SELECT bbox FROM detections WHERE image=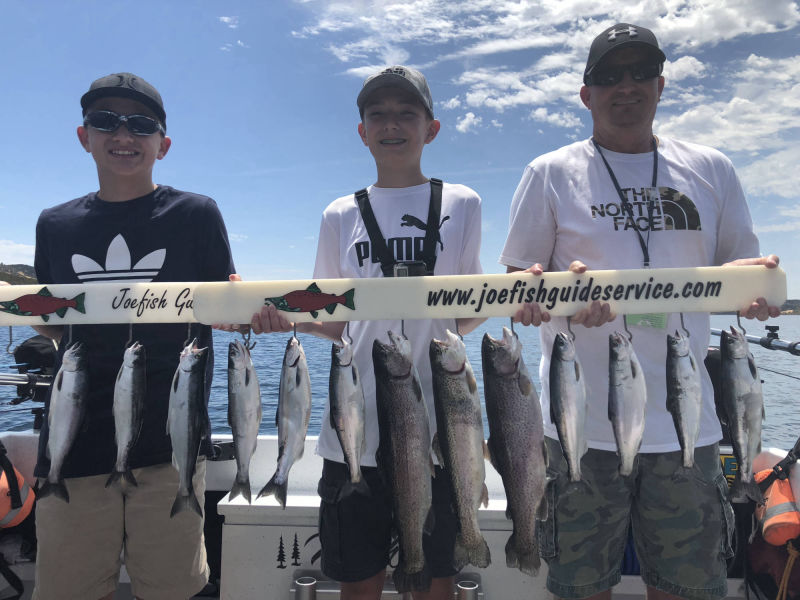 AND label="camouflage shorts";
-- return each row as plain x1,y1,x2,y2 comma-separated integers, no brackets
539,438,735,600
